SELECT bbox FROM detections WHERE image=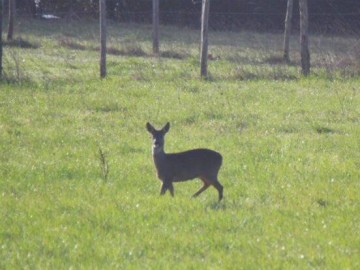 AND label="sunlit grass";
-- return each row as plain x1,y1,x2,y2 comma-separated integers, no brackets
0,18,359,269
